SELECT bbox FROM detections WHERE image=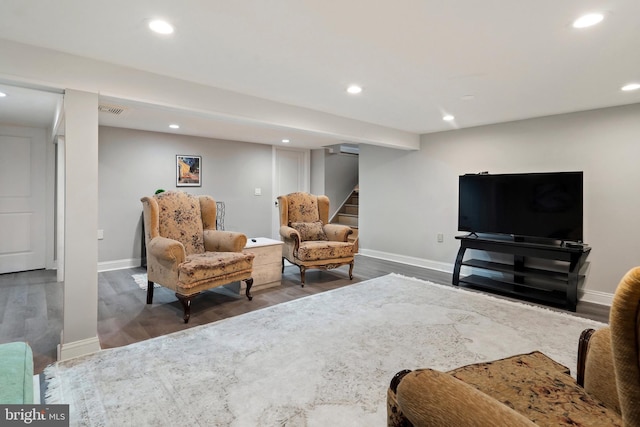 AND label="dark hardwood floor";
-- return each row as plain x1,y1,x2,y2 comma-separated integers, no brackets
0,255,609,374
